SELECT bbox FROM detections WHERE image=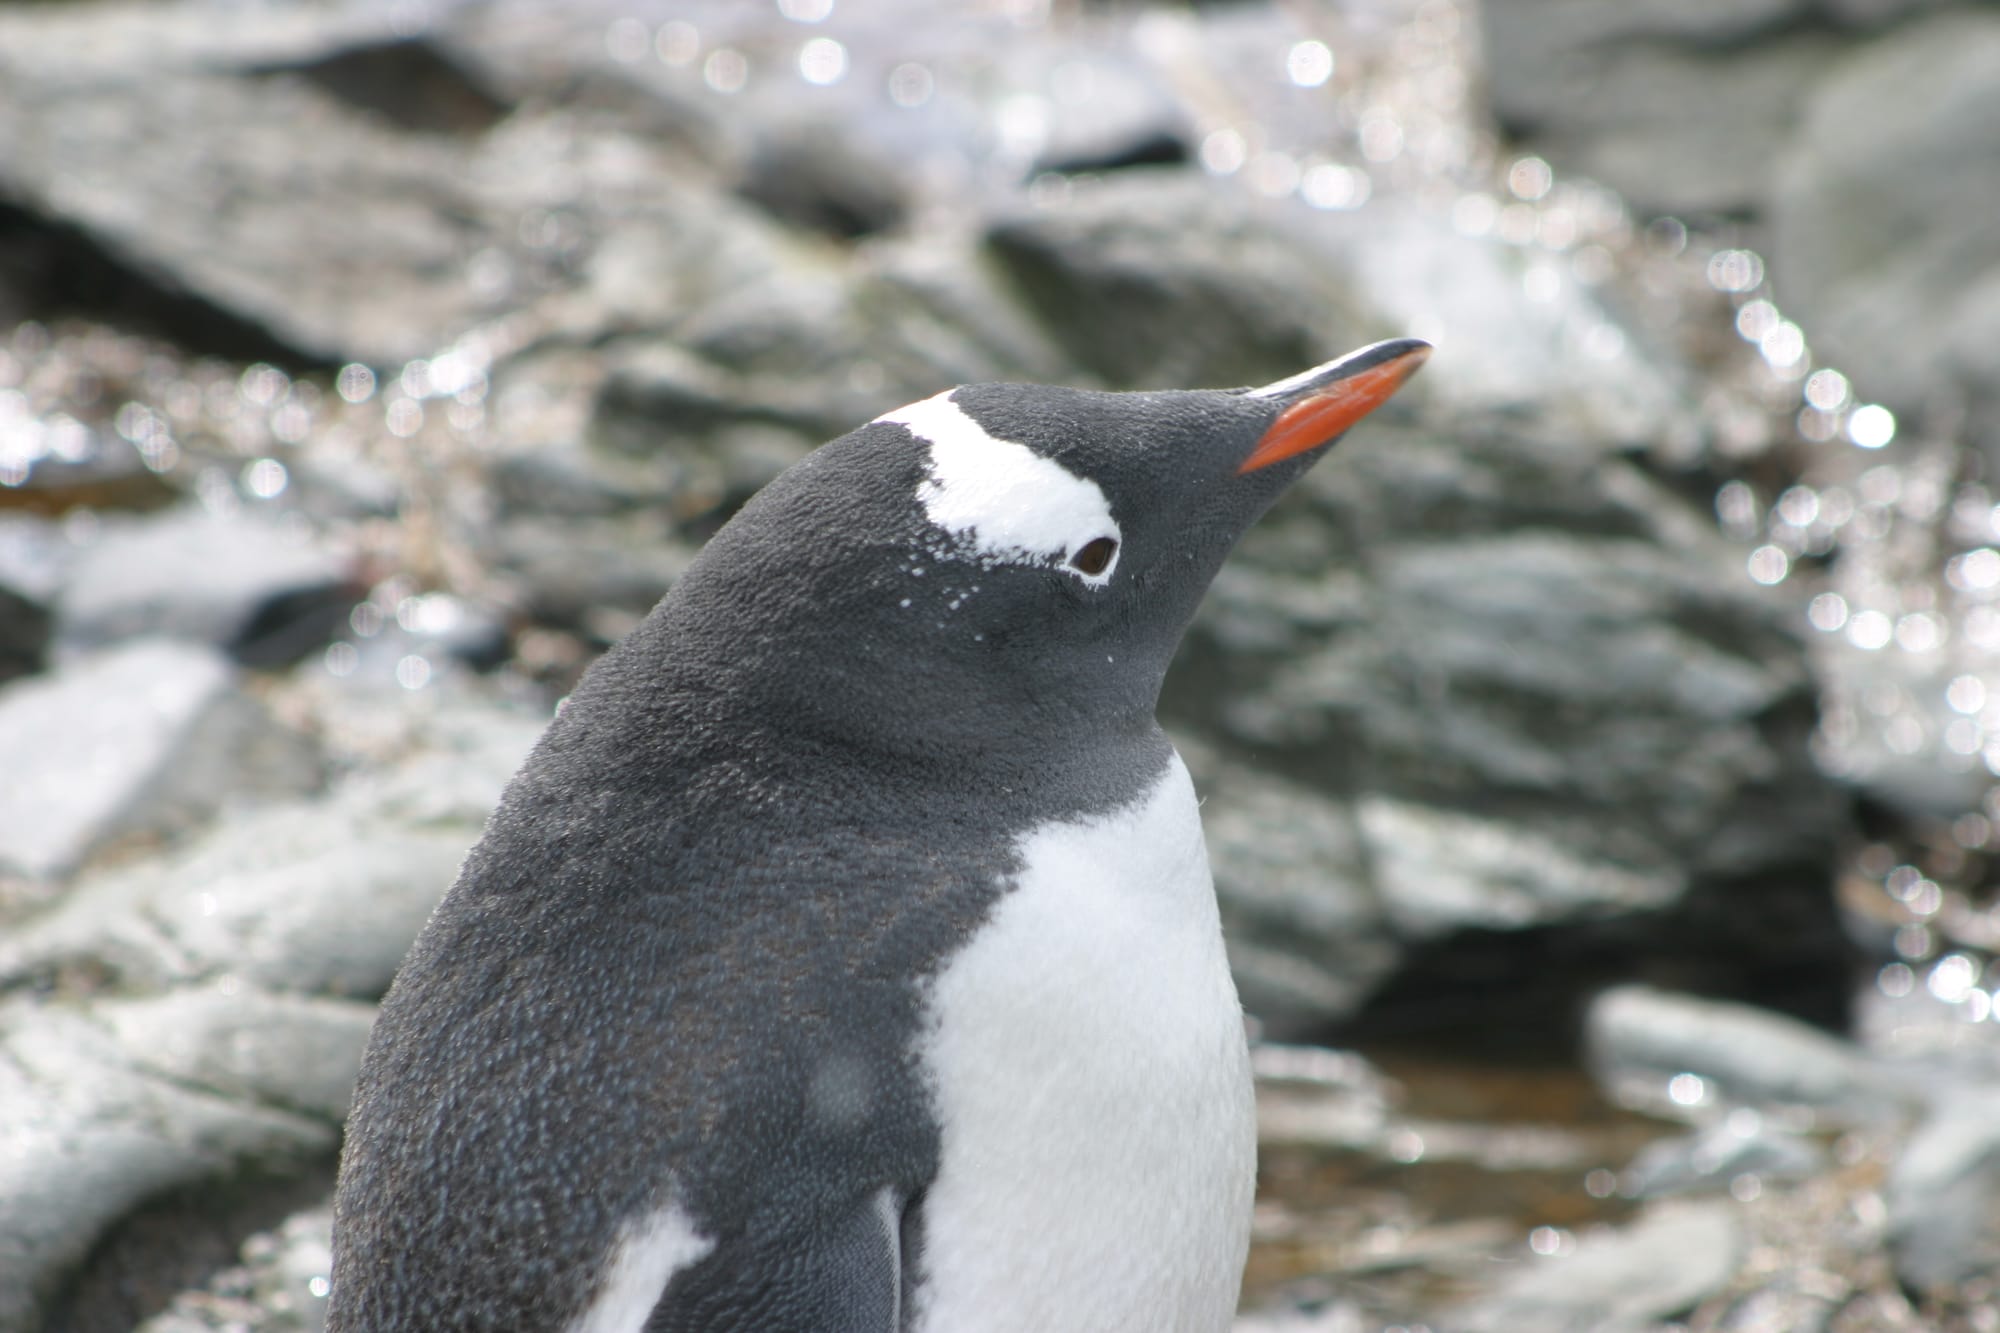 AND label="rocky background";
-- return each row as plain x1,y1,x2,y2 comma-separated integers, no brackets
1,0,1997,1329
